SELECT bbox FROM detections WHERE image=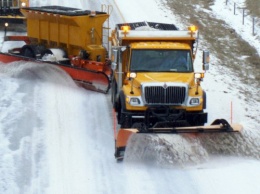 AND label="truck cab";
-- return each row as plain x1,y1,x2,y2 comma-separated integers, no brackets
111,22,209,130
